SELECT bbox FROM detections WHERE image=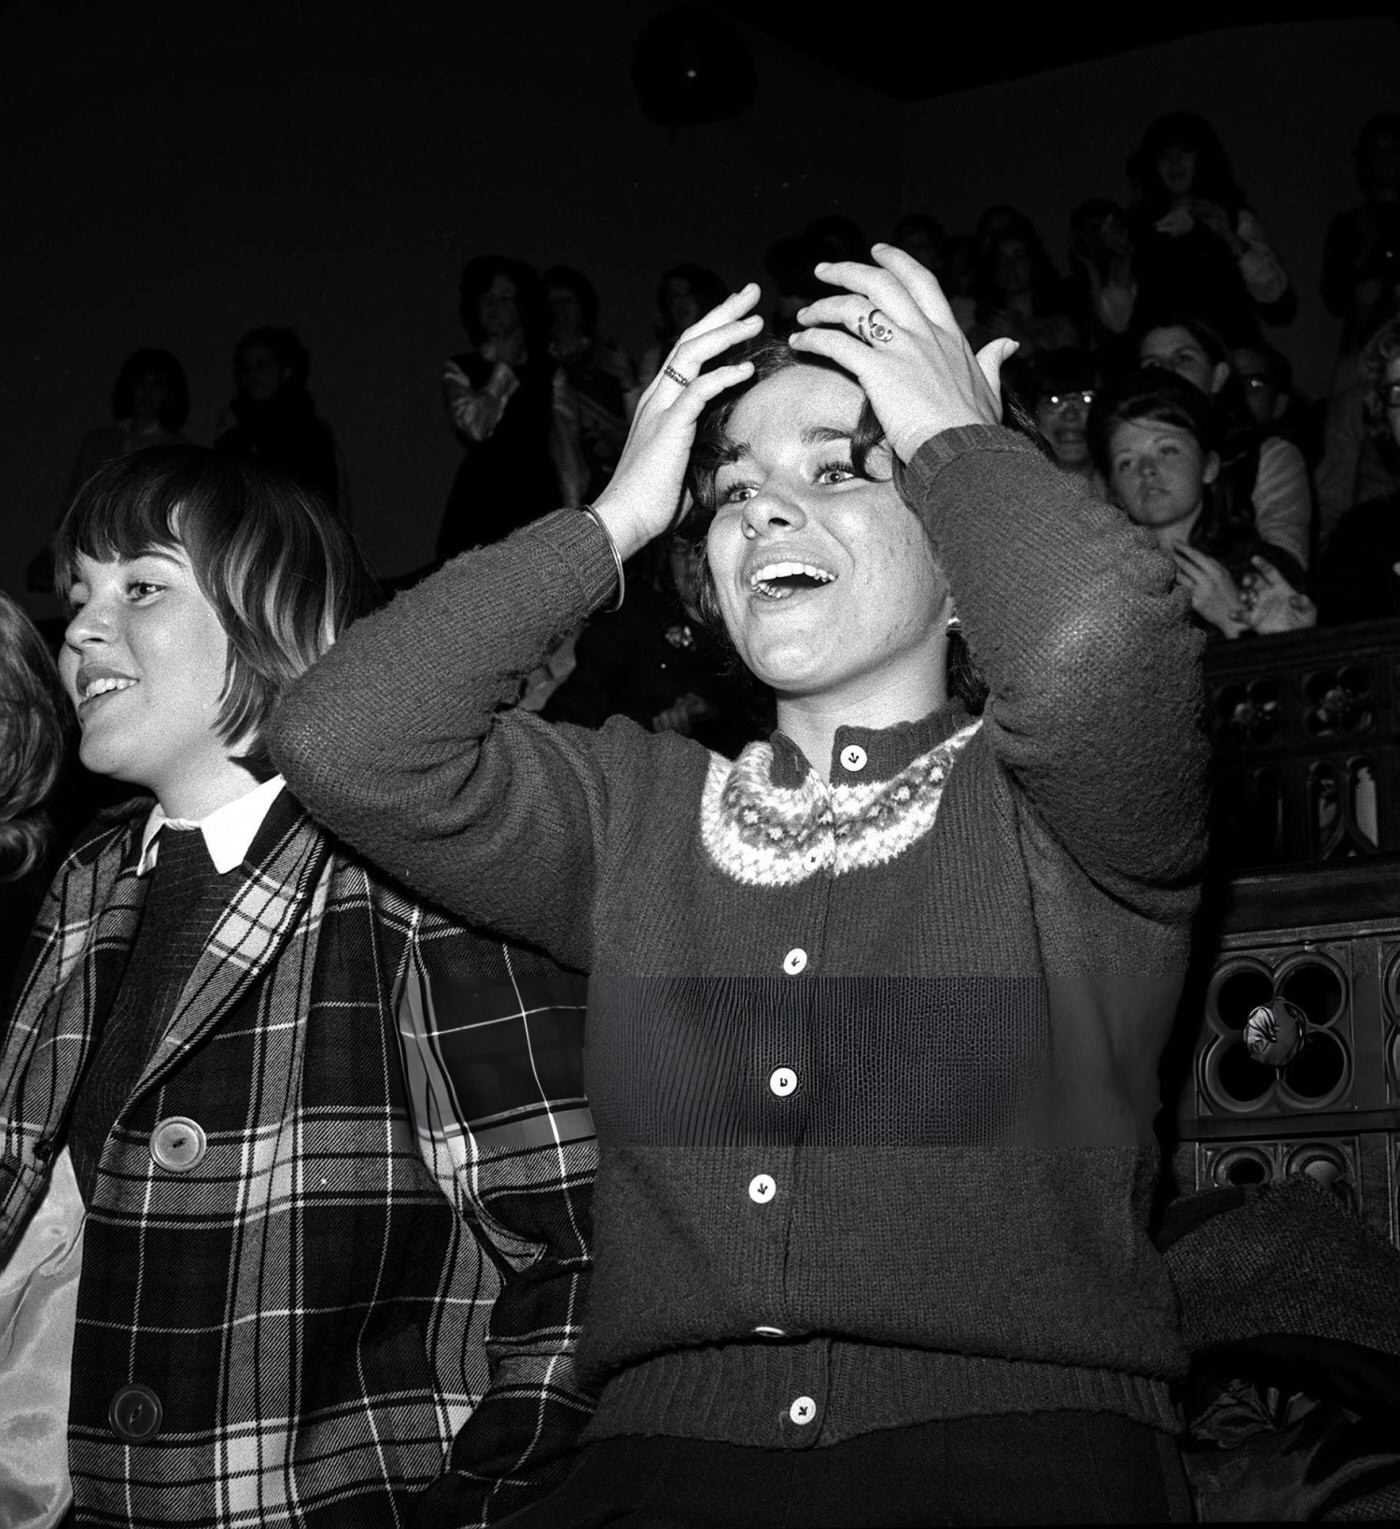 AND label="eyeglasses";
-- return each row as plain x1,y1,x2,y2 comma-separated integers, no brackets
1042,390,1095,413
1383,381,1400,409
